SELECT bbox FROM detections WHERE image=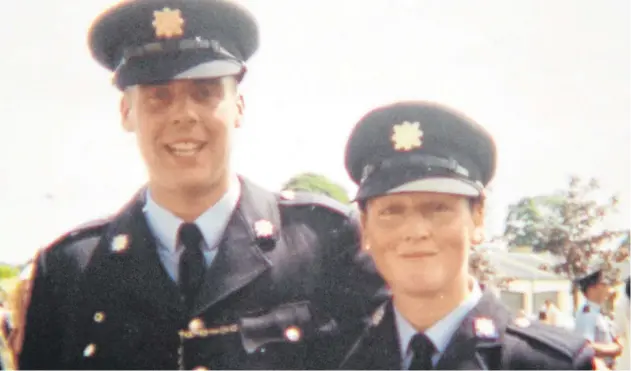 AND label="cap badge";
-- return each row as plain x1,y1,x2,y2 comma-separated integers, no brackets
152,7,185,39
391,121,423,151
473,317,498,339
111,234,129,253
